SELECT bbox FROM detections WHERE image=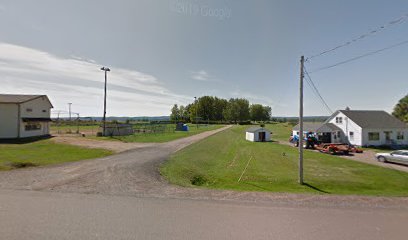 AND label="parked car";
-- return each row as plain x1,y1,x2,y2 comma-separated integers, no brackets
375,150,408,166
